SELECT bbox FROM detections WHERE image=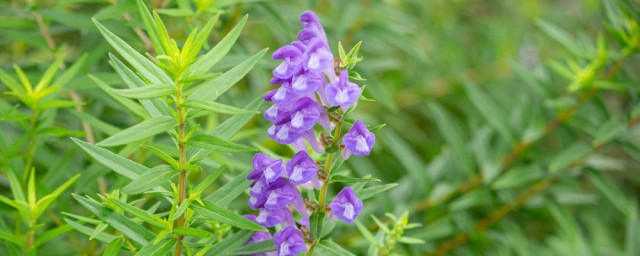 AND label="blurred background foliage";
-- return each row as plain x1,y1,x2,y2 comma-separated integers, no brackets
2,0,640,255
